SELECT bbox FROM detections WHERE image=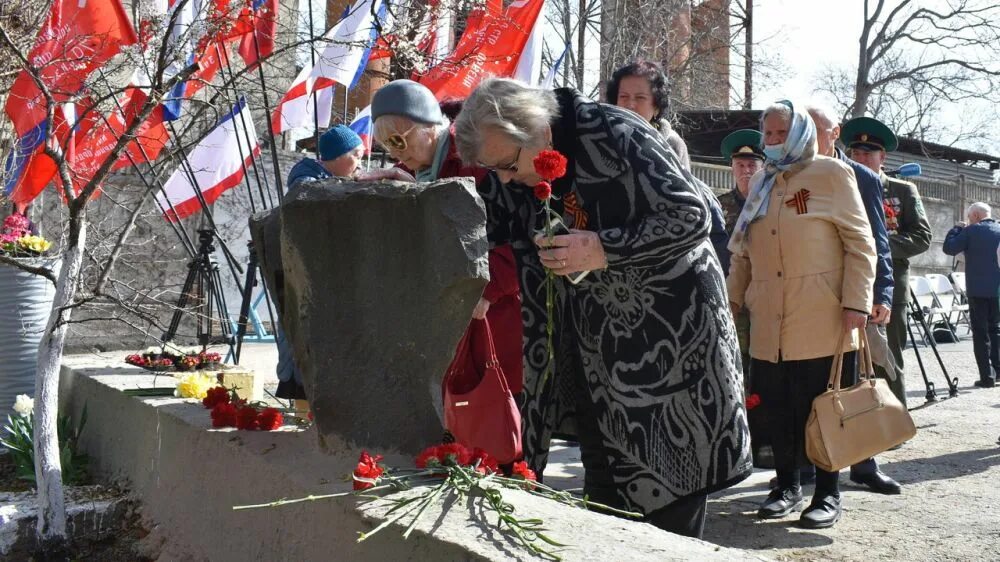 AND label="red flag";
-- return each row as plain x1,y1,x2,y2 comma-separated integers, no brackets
417,0,540,100
5,0,137,138
237,0,278,69
3,0,136,203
